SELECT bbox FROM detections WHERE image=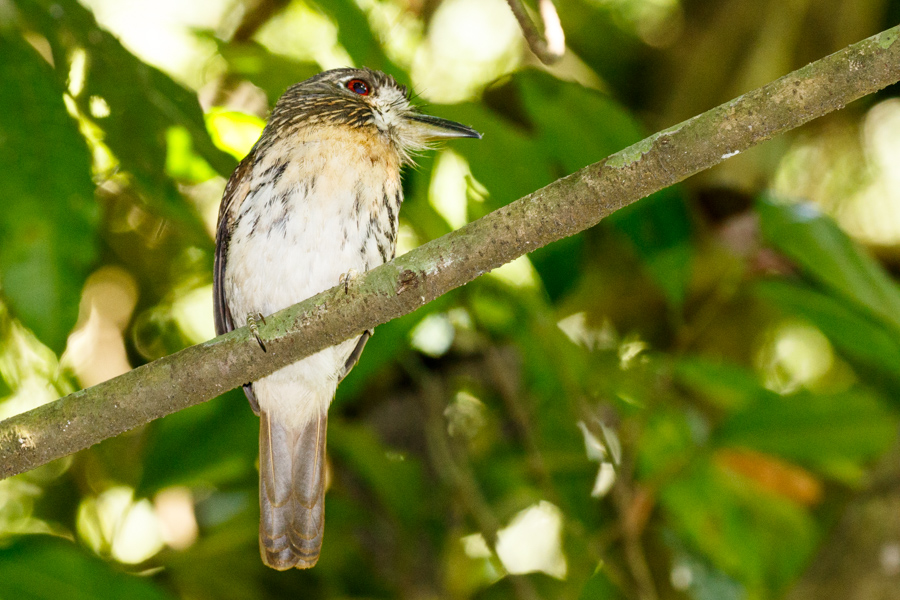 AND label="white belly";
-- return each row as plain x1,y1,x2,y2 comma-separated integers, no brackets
223,137,401,429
